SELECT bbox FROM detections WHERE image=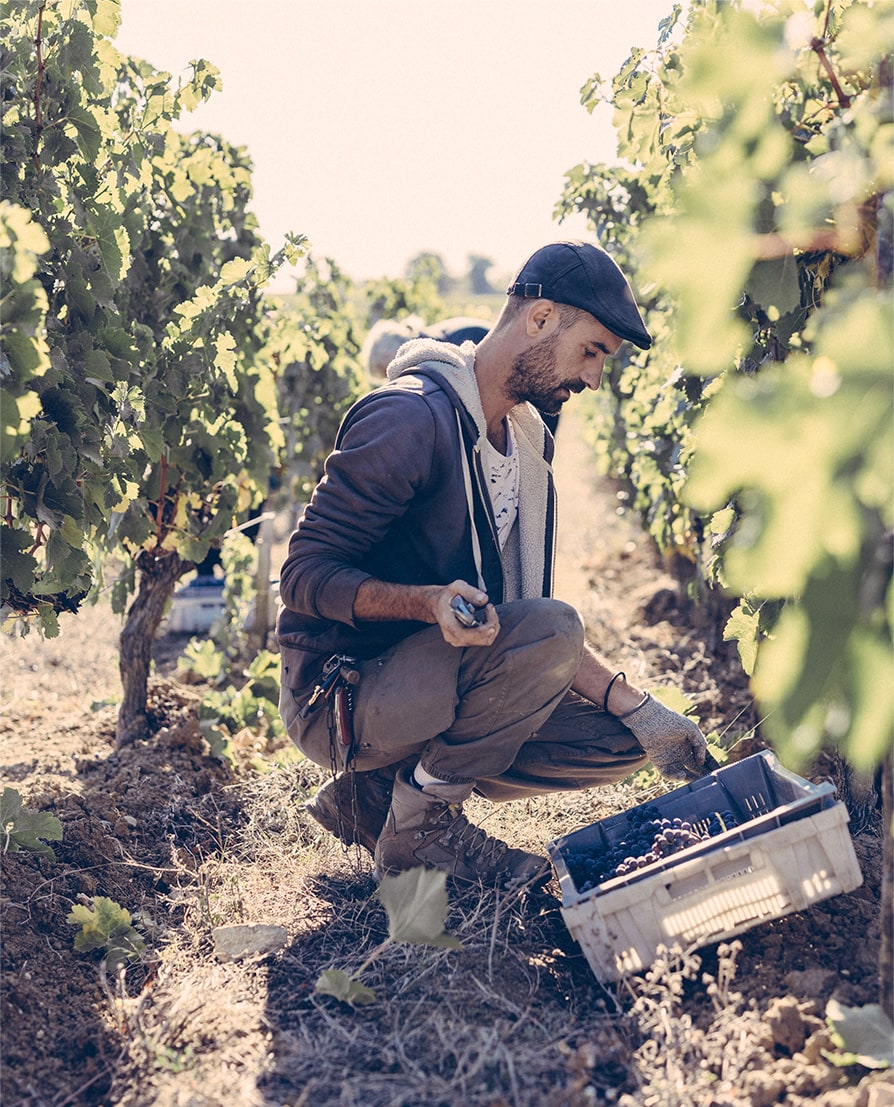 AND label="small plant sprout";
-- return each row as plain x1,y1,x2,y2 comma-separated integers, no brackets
315,867,462,1007
0,787,63,859
67,896,147,969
